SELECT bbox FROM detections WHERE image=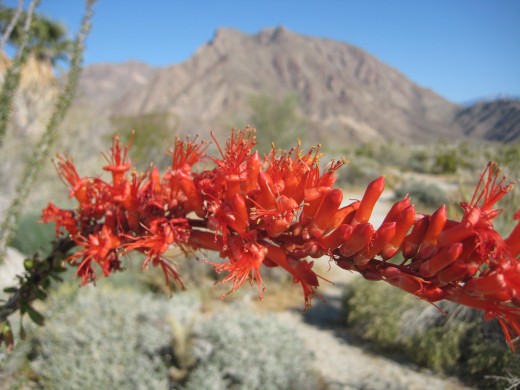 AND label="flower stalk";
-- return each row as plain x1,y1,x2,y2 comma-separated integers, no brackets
2,127,519,351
